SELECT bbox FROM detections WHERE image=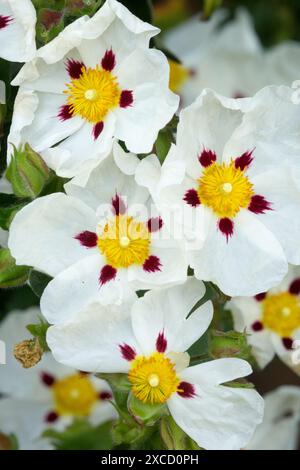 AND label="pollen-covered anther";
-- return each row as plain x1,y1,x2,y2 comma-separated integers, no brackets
128,352,180,404
261,291,300,337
